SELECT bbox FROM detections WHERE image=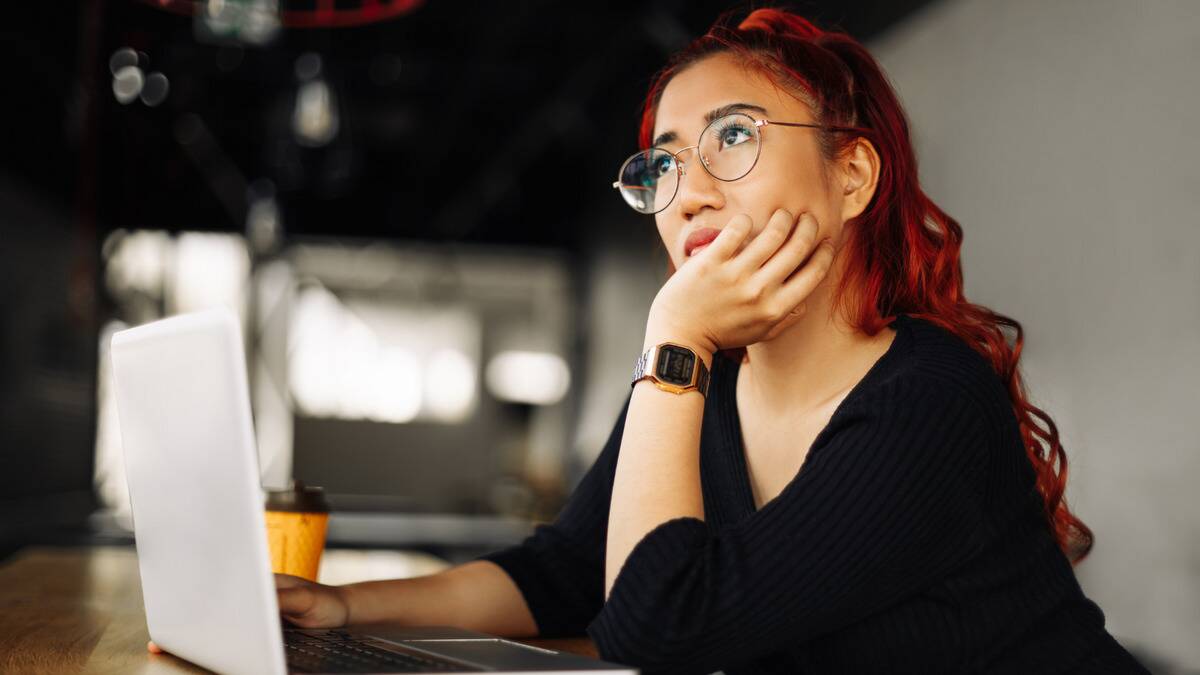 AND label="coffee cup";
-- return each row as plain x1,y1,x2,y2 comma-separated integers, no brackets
264,481,331,582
